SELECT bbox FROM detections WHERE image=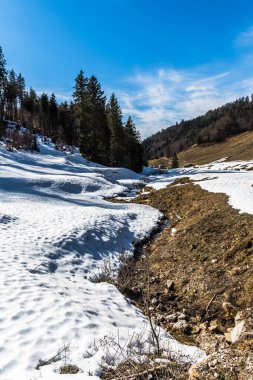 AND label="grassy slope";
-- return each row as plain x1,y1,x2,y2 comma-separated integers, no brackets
178,130,253,165
148,130,253,167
